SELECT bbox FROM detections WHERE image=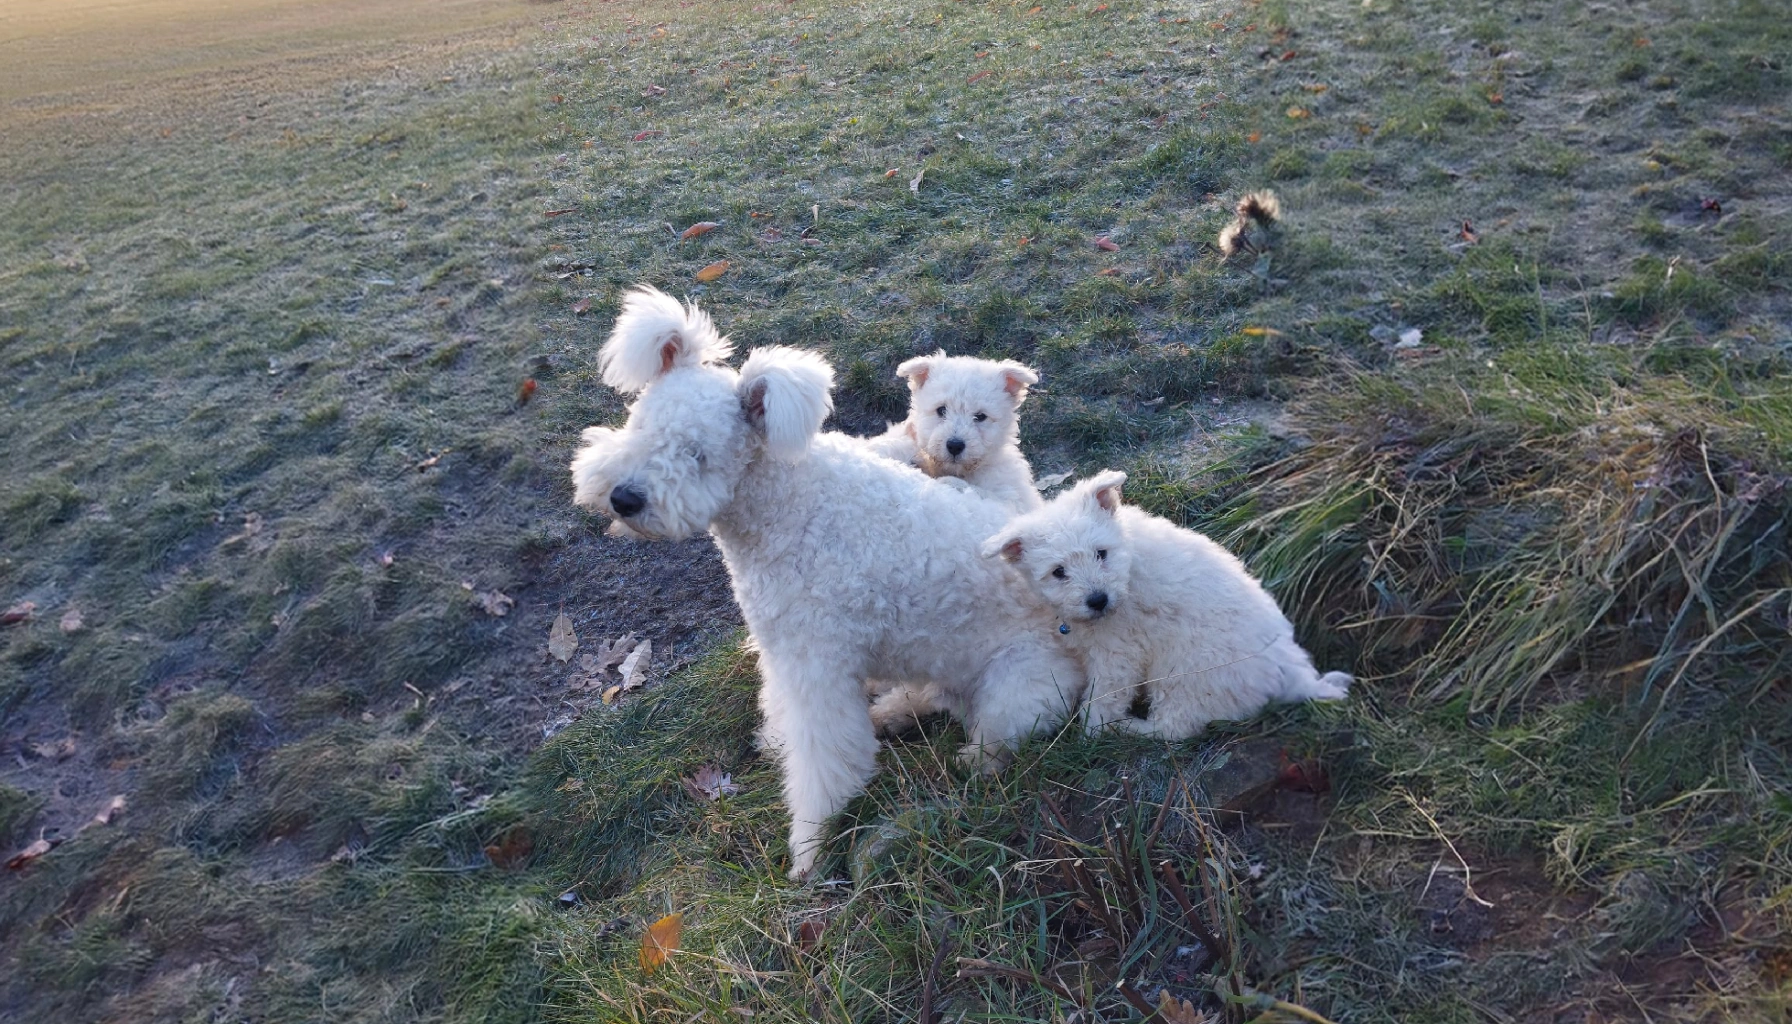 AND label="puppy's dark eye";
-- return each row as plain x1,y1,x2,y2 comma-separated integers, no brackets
936,405,948,417
1096,549,1107,561
973,412,988,422
1051,566,1068,580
